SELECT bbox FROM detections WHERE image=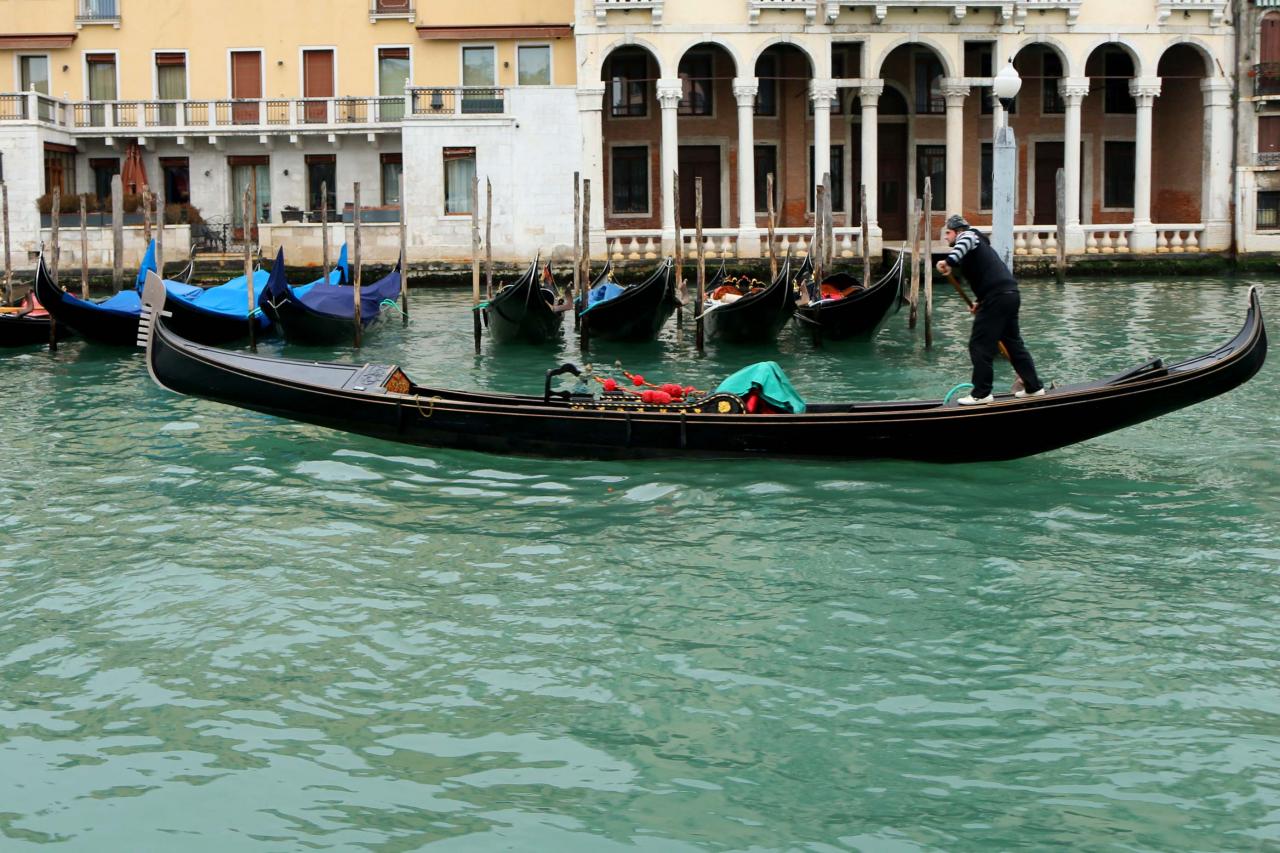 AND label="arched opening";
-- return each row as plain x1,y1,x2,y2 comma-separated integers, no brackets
1011,43,1070,226
1083,44,1139,225
753,43,814,227
1153,44,1209,224
674,42,738,228
600,45,662,231
874,42,950,239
